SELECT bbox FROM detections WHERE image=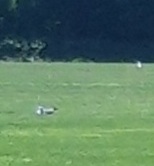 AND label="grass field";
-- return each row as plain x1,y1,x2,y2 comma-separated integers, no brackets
0,62,154,166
